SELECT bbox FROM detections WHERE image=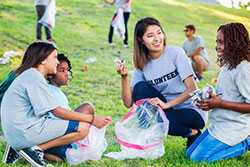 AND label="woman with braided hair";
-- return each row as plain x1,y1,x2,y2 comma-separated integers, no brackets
186,22,250,162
